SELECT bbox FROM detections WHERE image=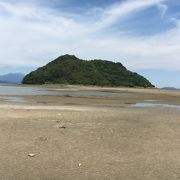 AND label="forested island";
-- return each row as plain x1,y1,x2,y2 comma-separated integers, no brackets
22,54,154,87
